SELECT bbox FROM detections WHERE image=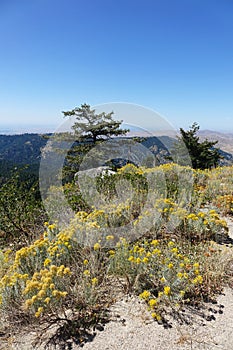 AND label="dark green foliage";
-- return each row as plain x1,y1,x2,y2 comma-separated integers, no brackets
177,123,222,169
63,181,92,213
0,167,47,247
0,133,48,165
0,134,49,247
0,160,17,185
